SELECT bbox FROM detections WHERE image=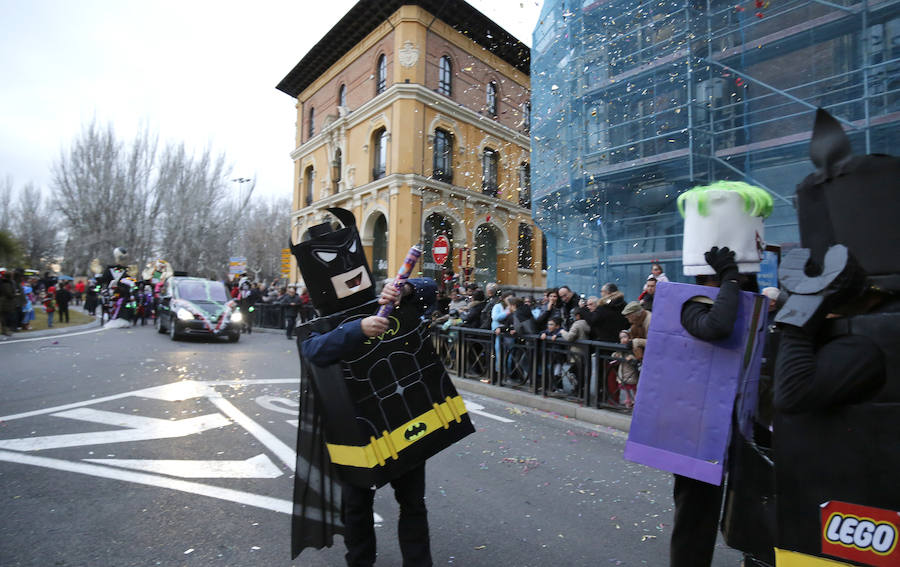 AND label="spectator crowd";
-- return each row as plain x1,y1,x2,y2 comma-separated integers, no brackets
425,262,667,410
